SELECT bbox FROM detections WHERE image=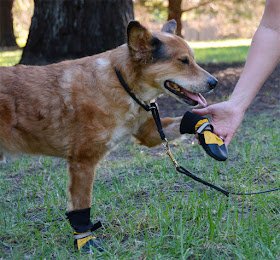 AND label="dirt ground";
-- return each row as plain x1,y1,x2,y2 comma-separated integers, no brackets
157,62,280,117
